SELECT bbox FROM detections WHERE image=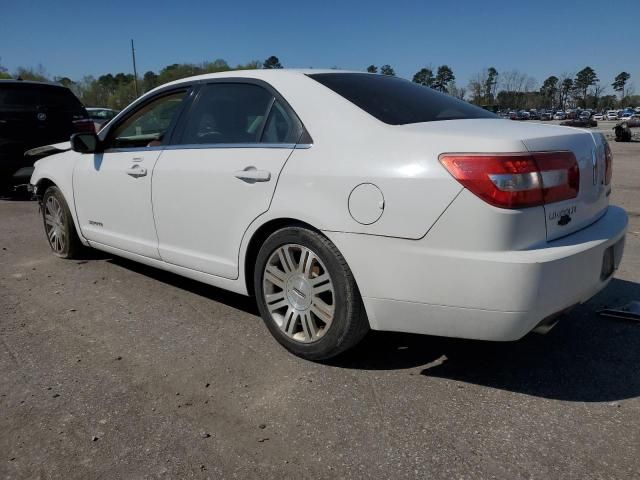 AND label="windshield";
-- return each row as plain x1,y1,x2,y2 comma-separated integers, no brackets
308,73,496,125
